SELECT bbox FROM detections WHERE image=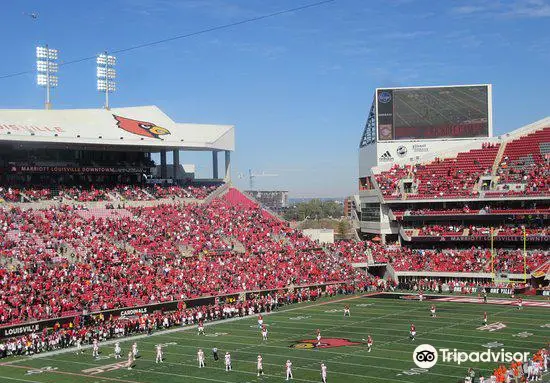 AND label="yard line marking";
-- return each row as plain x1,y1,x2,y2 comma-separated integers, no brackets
0,364,143,383
1,377,42,383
